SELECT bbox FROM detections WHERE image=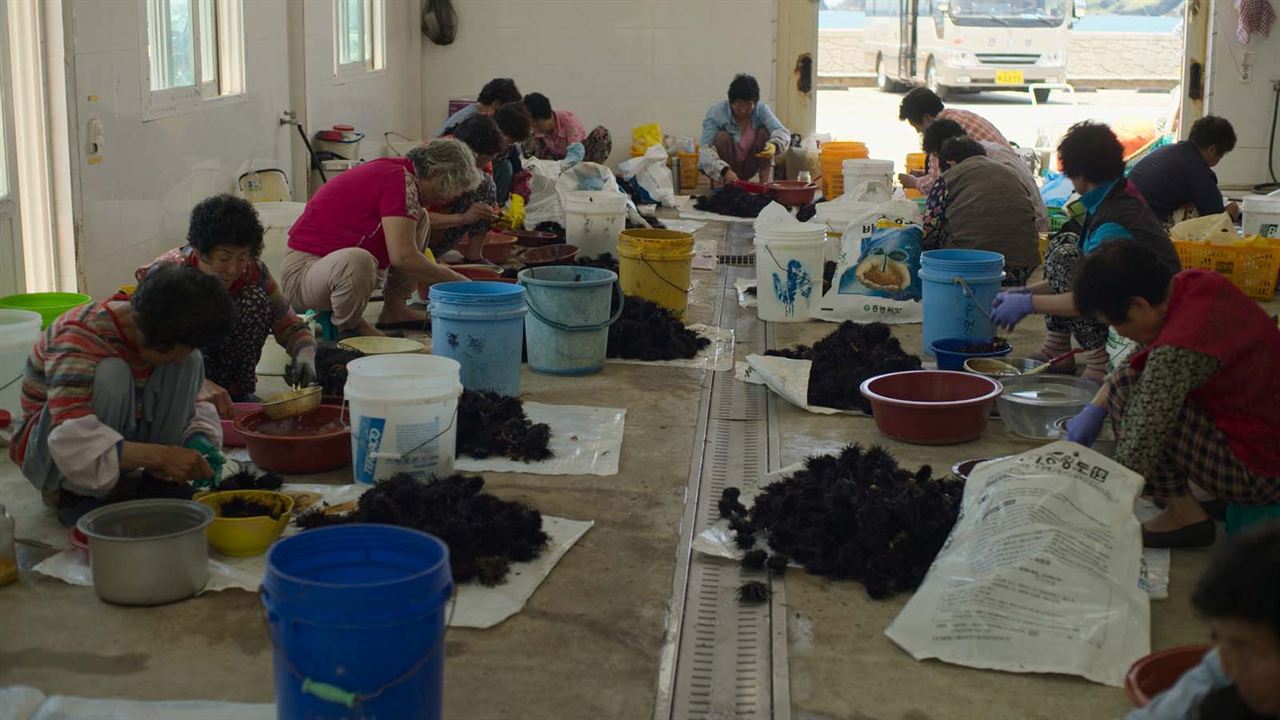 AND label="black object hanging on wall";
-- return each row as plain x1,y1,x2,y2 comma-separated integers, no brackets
422,0,458,45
